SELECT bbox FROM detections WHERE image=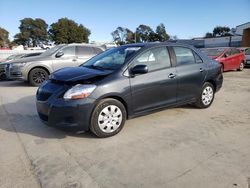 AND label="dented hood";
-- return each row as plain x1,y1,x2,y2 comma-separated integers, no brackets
50,67,113,82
